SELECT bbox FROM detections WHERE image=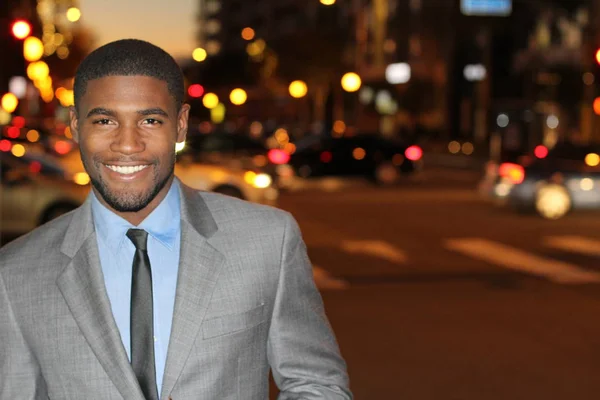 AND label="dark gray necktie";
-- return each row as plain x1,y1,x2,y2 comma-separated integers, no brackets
126,229,159,400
